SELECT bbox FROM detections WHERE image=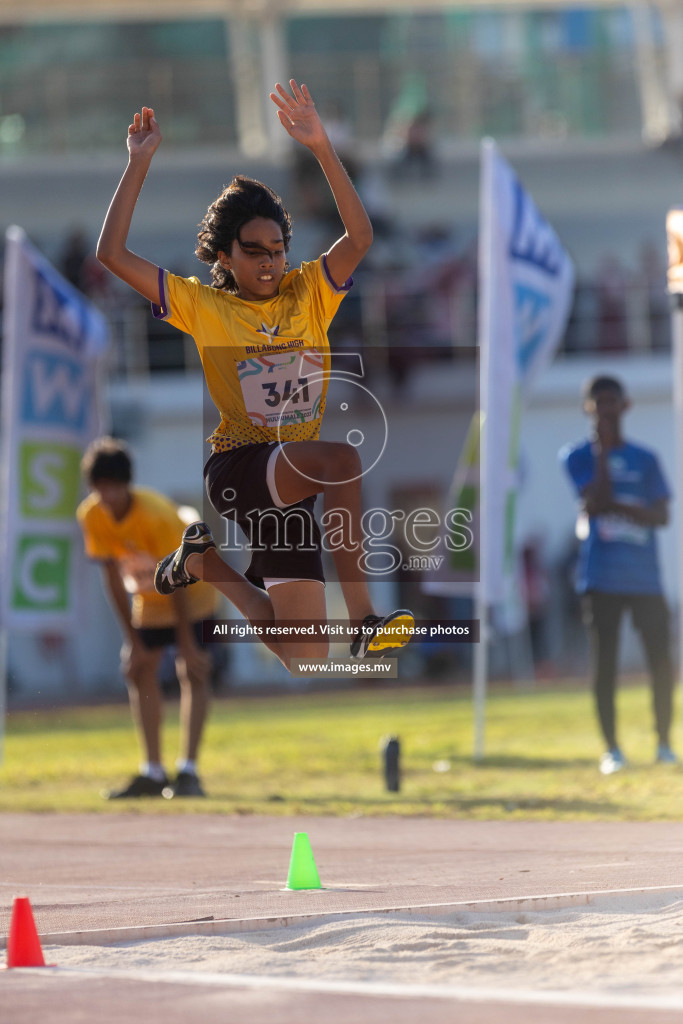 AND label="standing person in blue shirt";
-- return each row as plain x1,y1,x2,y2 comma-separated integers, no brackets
560,375,676,774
